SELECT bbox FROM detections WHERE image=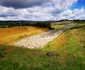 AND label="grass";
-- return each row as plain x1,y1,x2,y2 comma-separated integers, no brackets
0,45,59,70
43,23,85,51
43,23,85,69
51,24,66,29
0,23,85,70
0,26,49,45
